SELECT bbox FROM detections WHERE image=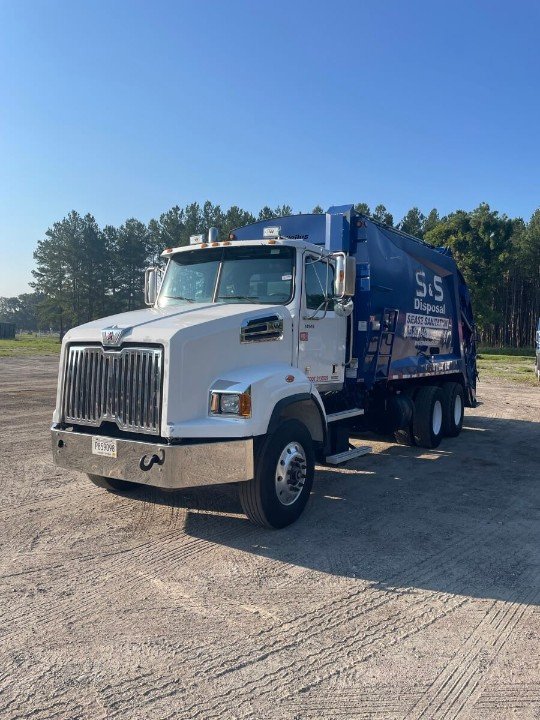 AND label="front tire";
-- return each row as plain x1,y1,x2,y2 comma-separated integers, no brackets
87,474,139,492
412,386,444,449
239,419,315,529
